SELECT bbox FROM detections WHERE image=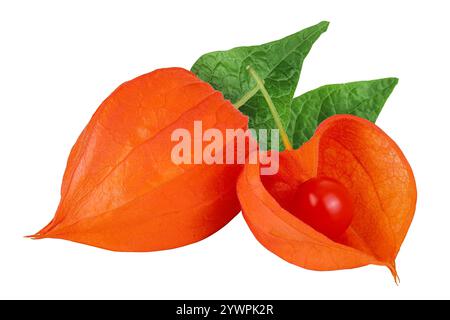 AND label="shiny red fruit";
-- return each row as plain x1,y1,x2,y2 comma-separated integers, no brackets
291,177,354,239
